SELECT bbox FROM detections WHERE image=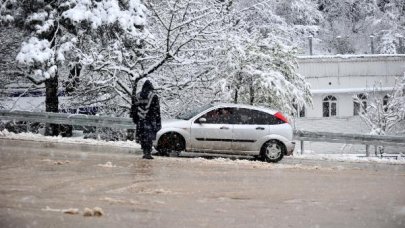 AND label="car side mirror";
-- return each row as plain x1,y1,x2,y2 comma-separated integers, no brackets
198,117,207,124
